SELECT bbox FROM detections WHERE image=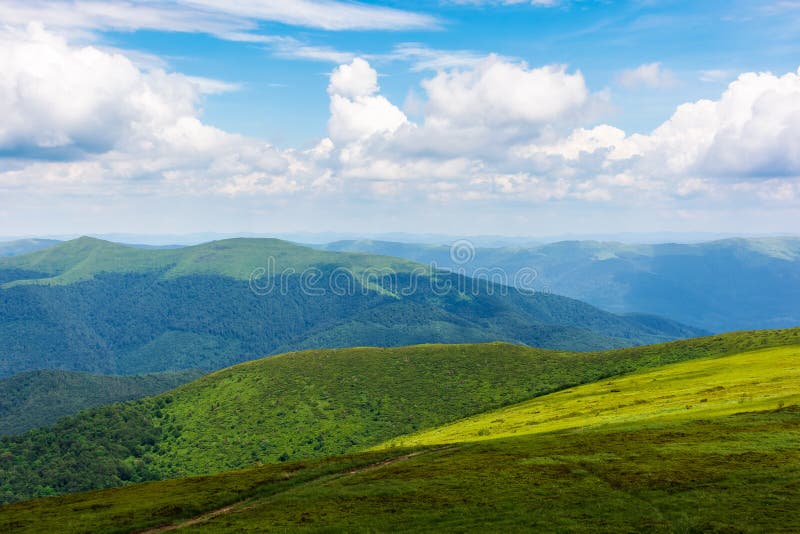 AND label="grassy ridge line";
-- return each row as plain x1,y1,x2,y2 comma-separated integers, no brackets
0,237,424,287
379,344,800,448
2,408,797,532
